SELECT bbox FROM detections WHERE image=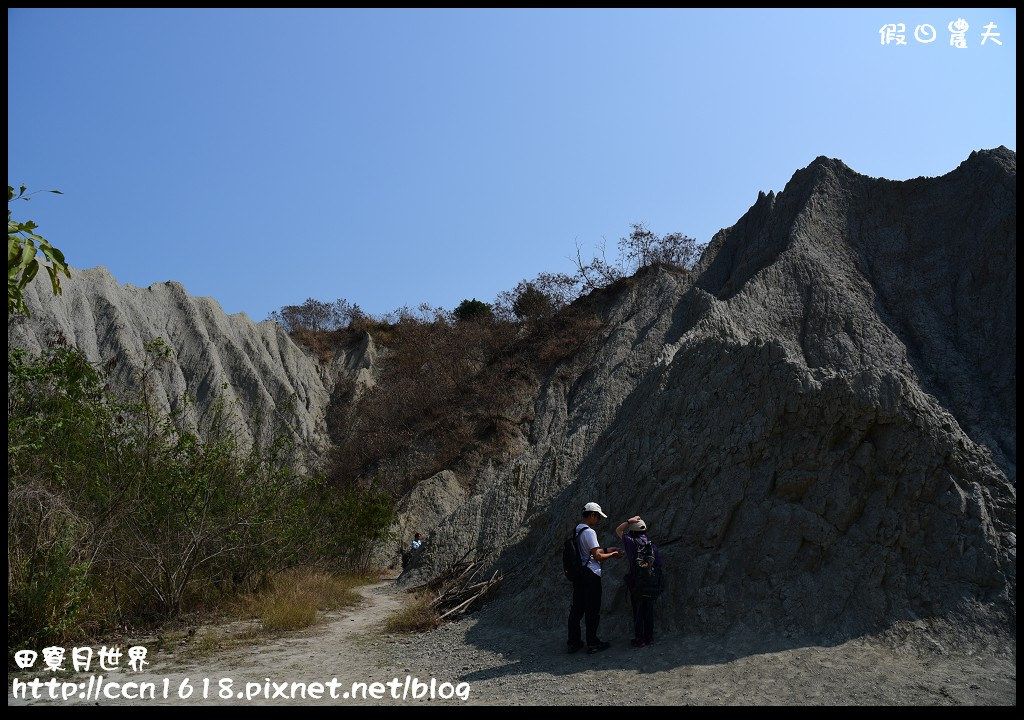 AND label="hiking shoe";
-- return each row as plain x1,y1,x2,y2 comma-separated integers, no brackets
629,639,646,648
587,640,611,654
566,641,584,654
